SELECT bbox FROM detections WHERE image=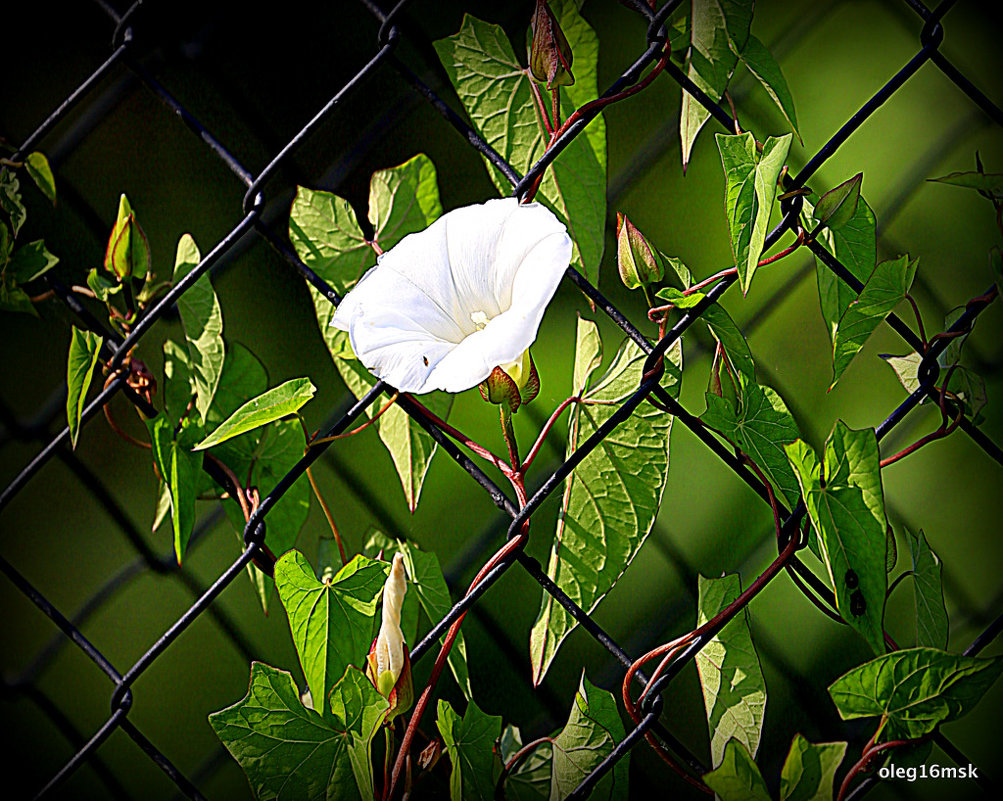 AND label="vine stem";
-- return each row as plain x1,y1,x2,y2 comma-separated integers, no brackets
309,392,399,445
495,736,555,799
520,395,579,474
405,395,515,479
